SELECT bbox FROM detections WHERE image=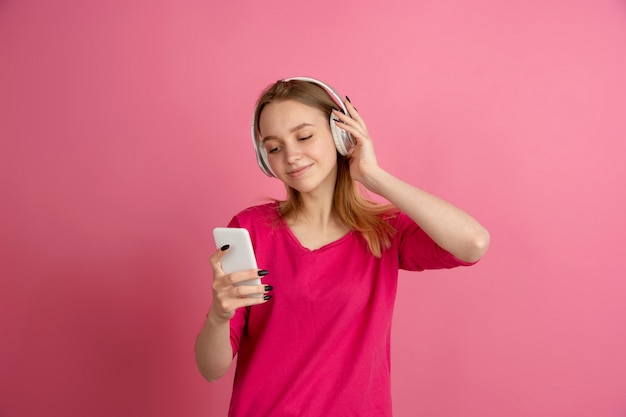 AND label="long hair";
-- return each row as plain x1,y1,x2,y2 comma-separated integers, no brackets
253,79,397,257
